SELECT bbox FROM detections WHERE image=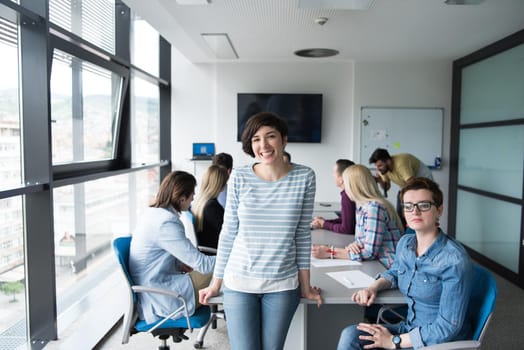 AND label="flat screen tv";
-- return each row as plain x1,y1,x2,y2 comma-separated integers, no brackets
237,93,322,143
